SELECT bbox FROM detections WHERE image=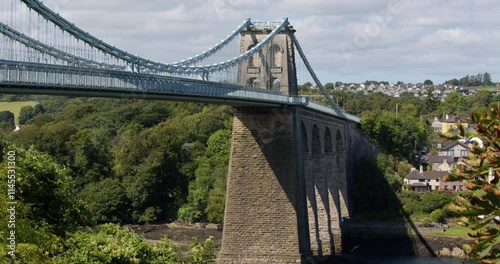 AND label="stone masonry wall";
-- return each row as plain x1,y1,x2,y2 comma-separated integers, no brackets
219,107,301,264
